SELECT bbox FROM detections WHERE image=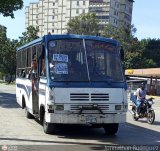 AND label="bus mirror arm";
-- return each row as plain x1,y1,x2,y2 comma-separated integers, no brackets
78,105,104,115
